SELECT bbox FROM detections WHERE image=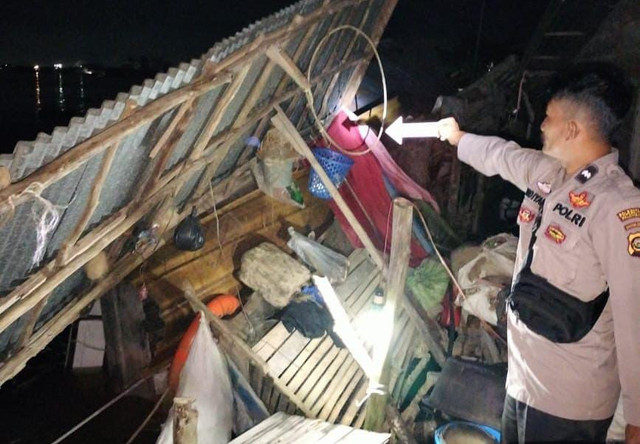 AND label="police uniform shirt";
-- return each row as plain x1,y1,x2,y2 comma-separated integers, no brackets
457,133,640,426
